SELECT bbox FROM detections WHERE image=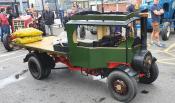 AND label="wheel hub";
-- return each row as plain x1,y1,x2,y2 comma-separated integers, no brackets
30,61,39,77
144,55,152,70
113,80,128,95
